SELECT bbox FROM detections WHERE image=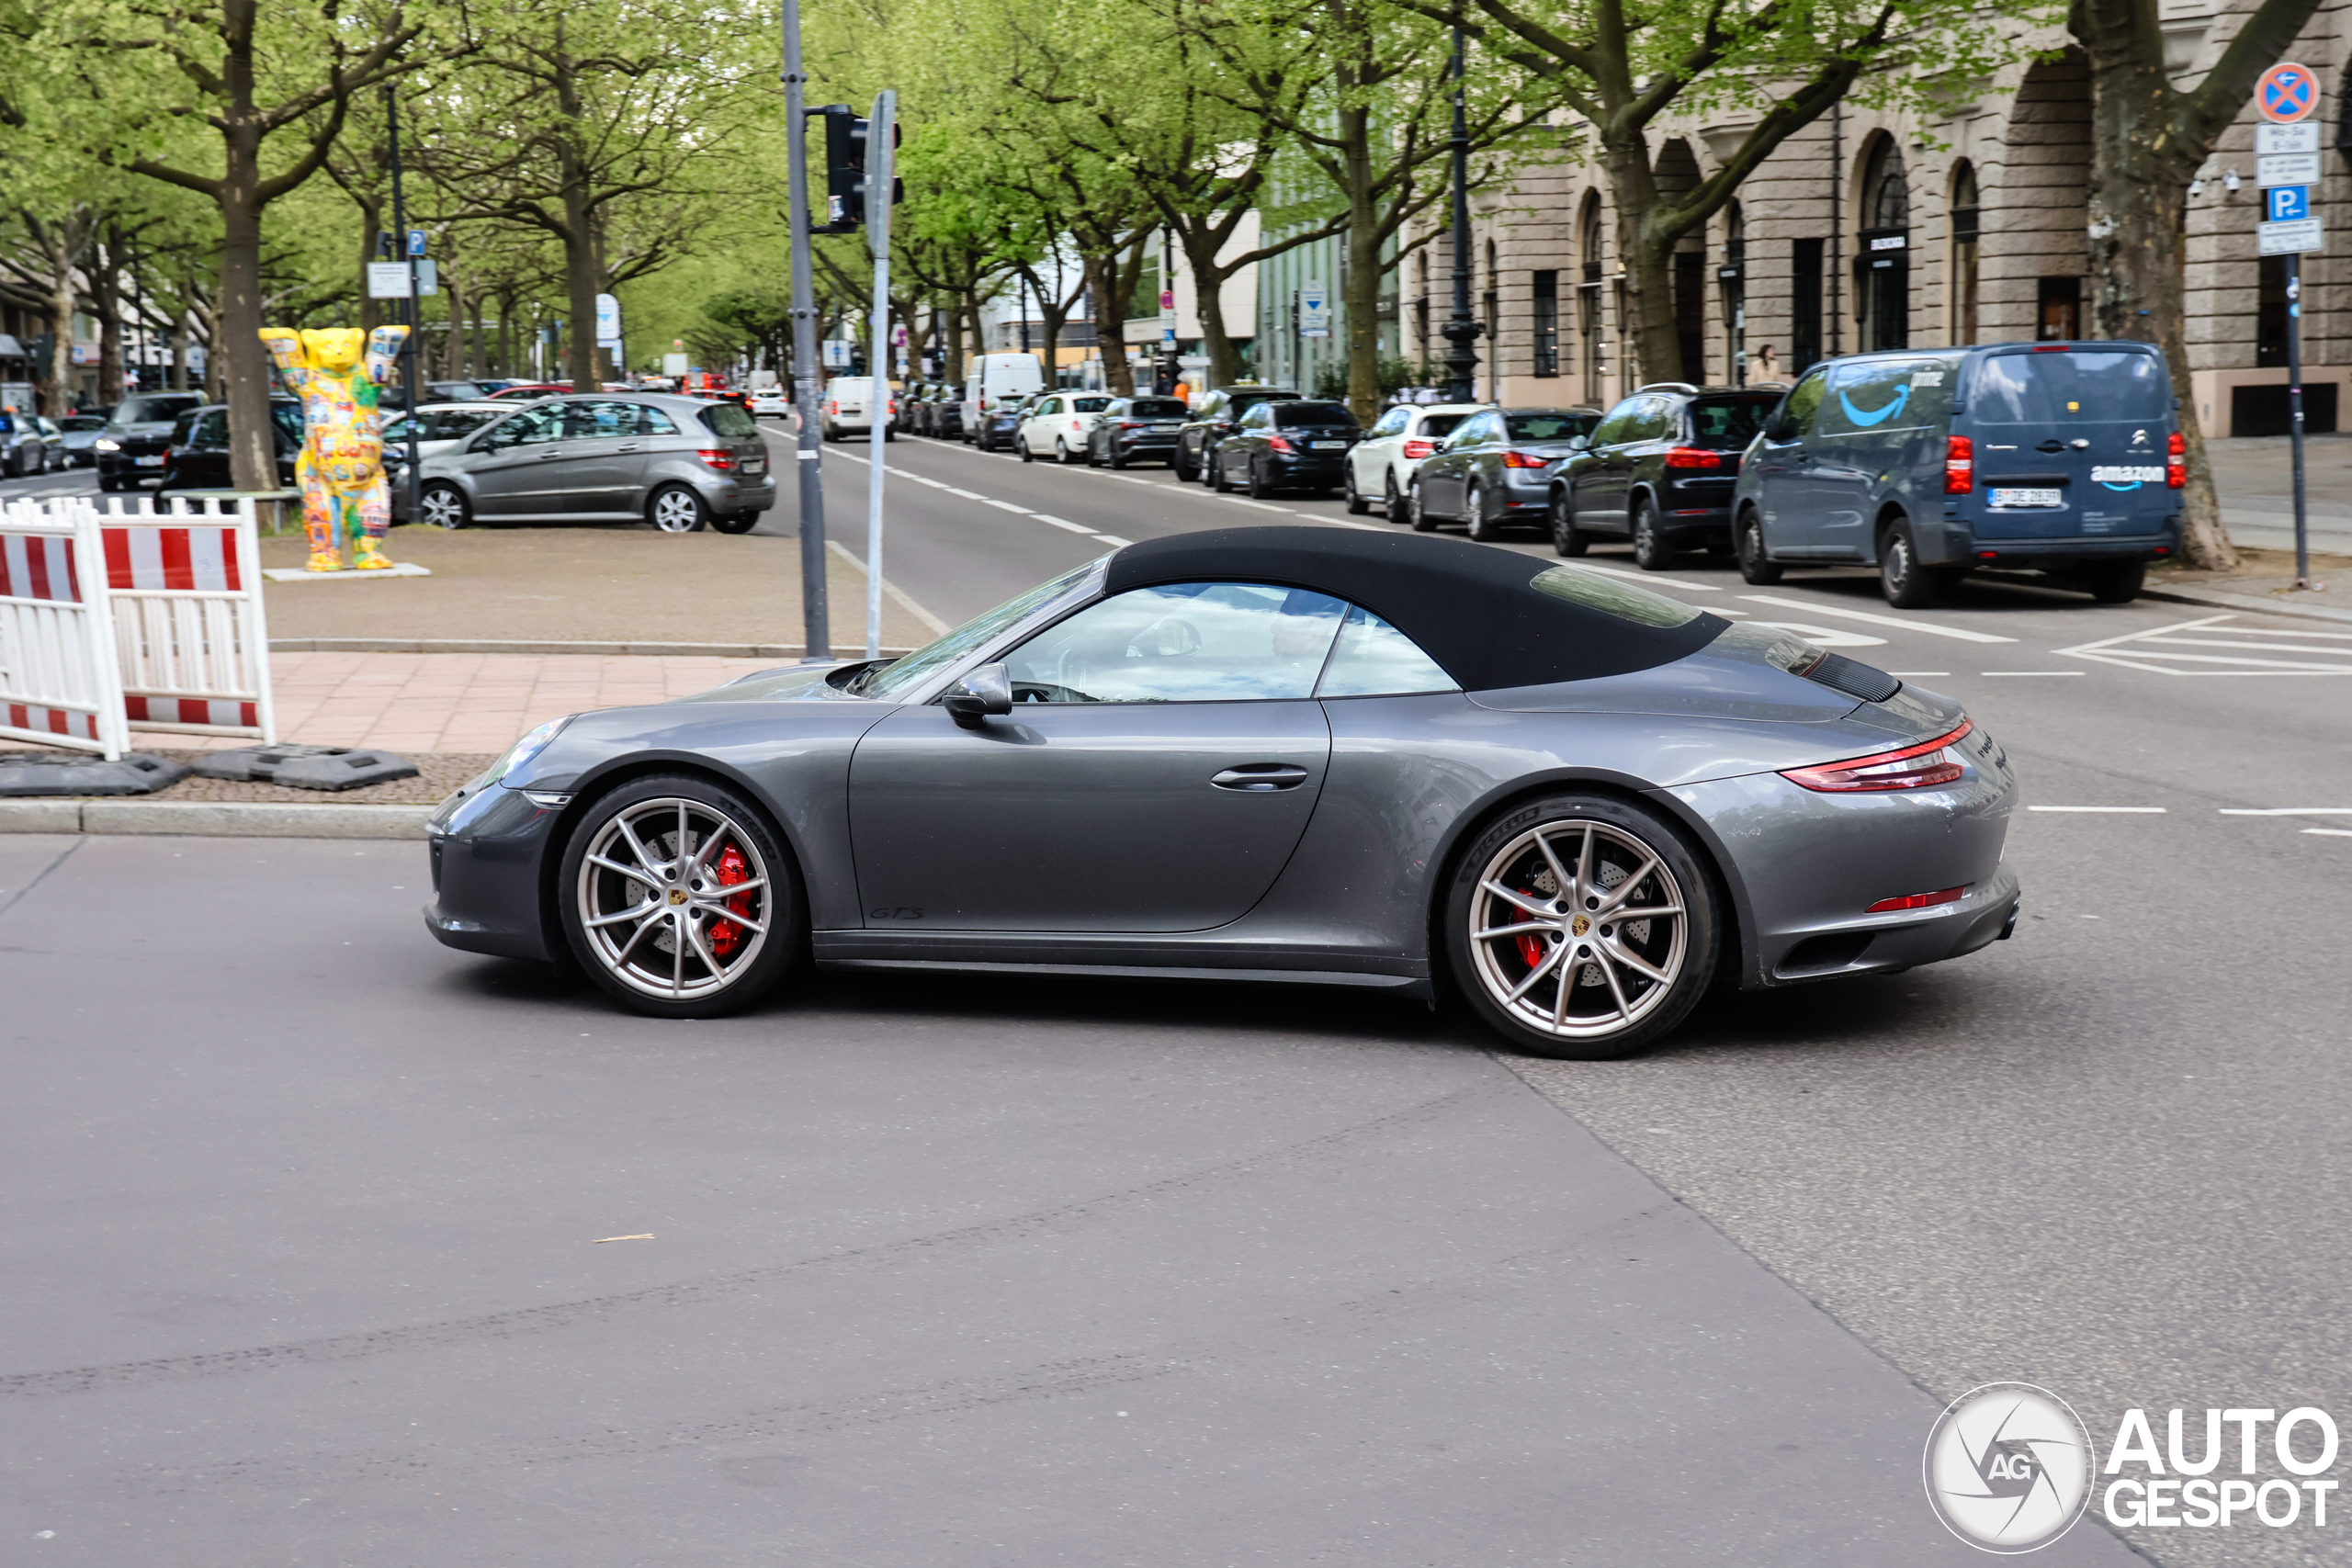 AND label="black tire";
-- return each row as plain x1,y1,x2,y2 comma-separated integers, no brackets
1174,448,1197,482
1548,490,1587,556
1020,435,1035,463
1631,496,1676,570
420,481,470,531
1056,438,1078,465
1736,507,1782,584
1879,517,1939,607
1408,479,1438,532
1247,460,1273,499
1086,441,1104,468
710,509,760,535
1344,467,1371,514
1199,444,1222,486
648,484,709,534
1446,791,1720,1060
1212,452,1234,492
2083,559,2145,604
98,473,120,493
1464,483,1501,542
1108,448,1128,469
557,773,807,1021
1385,473,1410,526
